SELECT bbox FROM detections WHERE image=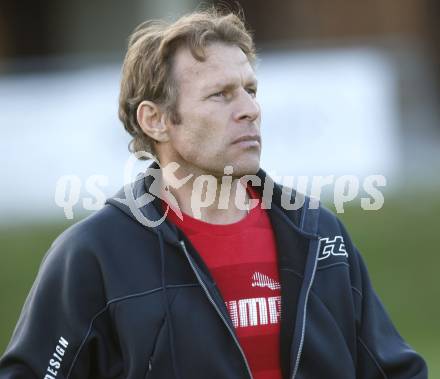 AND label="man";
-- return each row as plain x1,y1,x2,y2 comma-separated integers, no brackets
0,7,428,379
